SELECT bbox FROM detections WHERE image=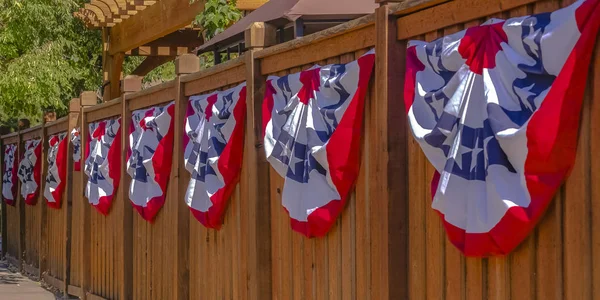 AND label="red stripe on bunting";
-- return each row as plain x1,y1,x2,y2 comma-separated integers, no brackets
191,87,247,229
